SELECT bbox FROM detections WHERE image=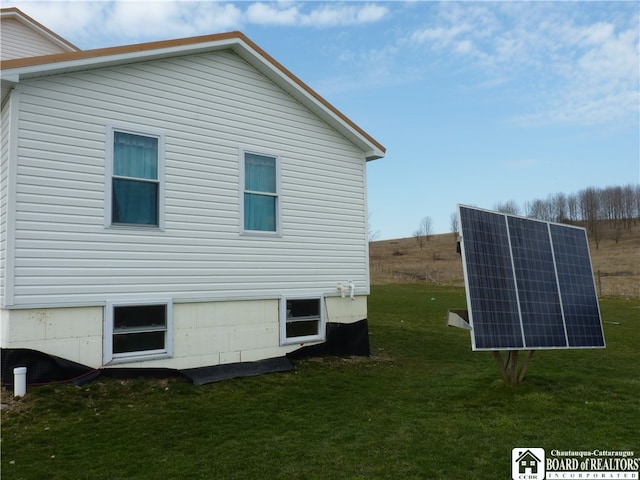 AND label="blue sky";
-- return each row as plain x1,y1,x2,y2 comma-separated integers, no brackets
11,0,639,239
